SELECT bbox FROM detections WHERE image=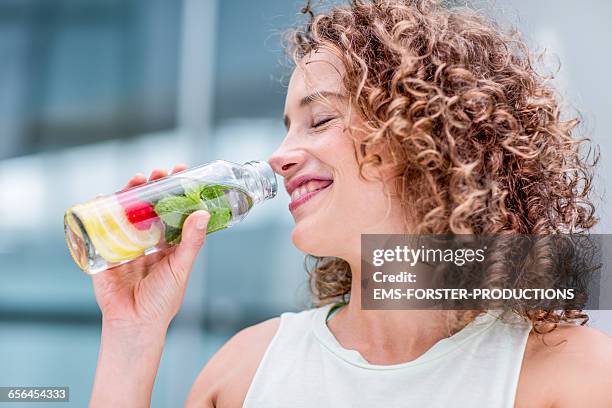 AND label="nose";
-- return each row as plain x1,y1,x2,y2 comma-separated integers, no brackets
268,141,307,178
